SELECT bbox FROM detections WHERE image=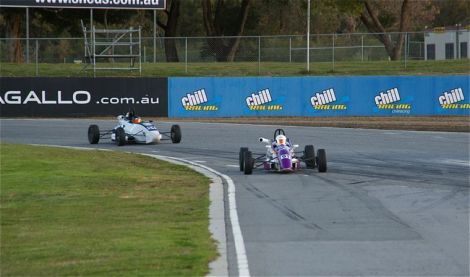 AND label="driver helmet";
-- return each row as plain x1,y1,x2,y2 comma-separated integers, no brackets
132,117,142,124
276,135,287,145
